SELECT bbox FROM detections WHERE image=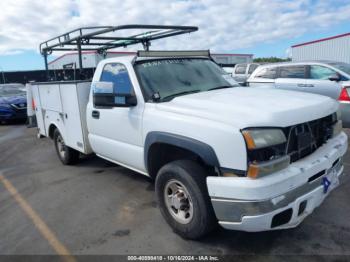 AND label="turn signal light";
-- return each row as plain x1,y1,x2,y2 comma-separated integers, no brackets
338,87,350,102
247,164,259,179
242,131,256,150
